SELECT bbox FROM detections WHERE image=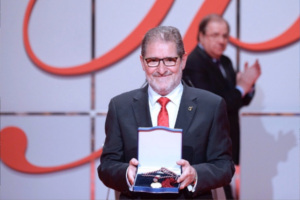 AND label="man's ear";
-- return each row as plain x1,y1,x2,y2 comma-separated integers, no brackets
140,55,146,71
198,32,204,43
180,53,188,70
